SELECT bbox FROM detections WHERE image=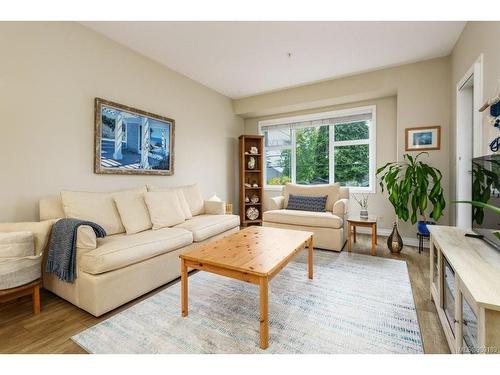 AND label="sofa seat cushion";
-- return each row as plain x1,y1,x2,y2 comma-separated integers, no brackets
80,227,193,275
263,209,343,229
174,214,240,242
